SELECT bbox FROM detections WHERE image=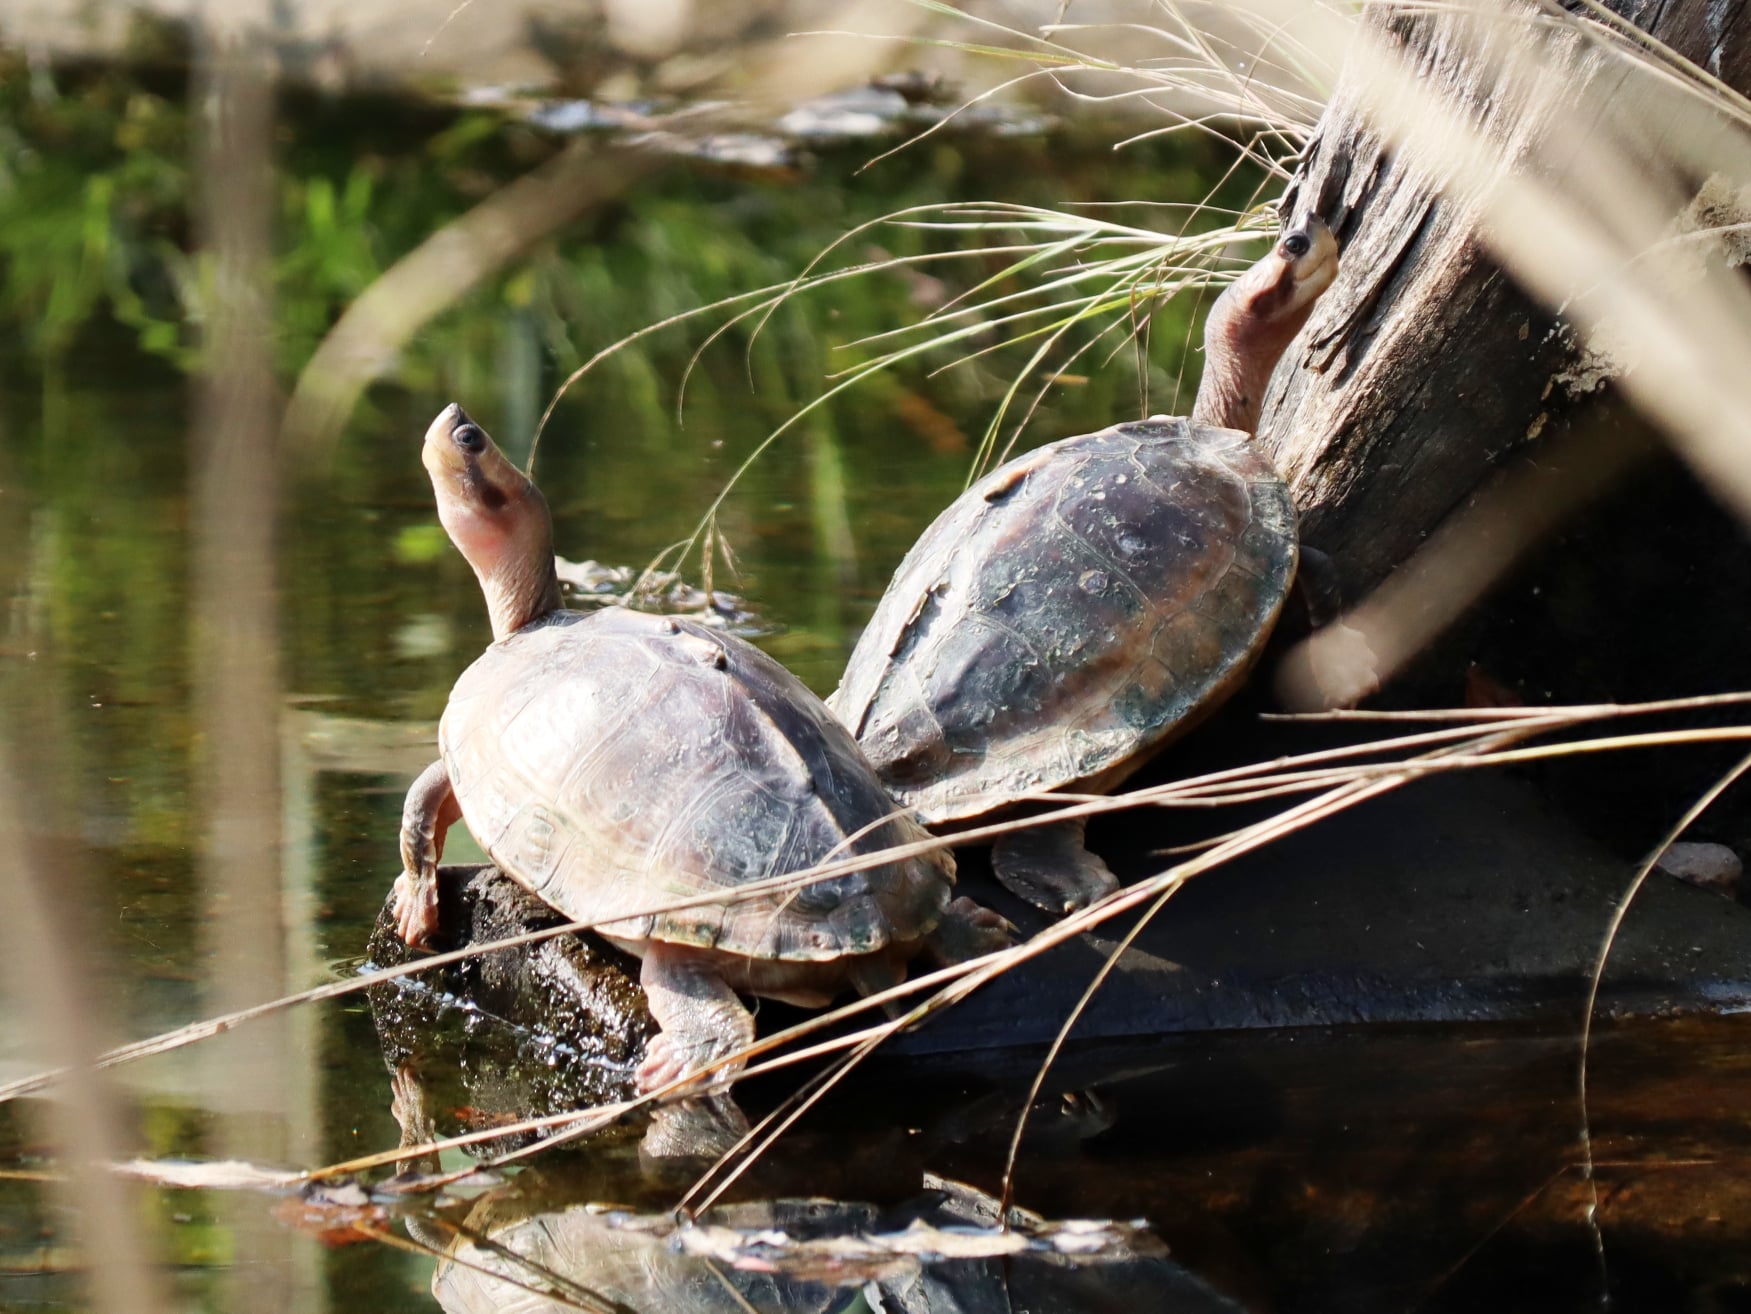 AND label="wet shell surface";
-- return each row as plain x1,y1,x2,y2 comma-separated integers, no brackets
830,417,1297,824
440,607,952,960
